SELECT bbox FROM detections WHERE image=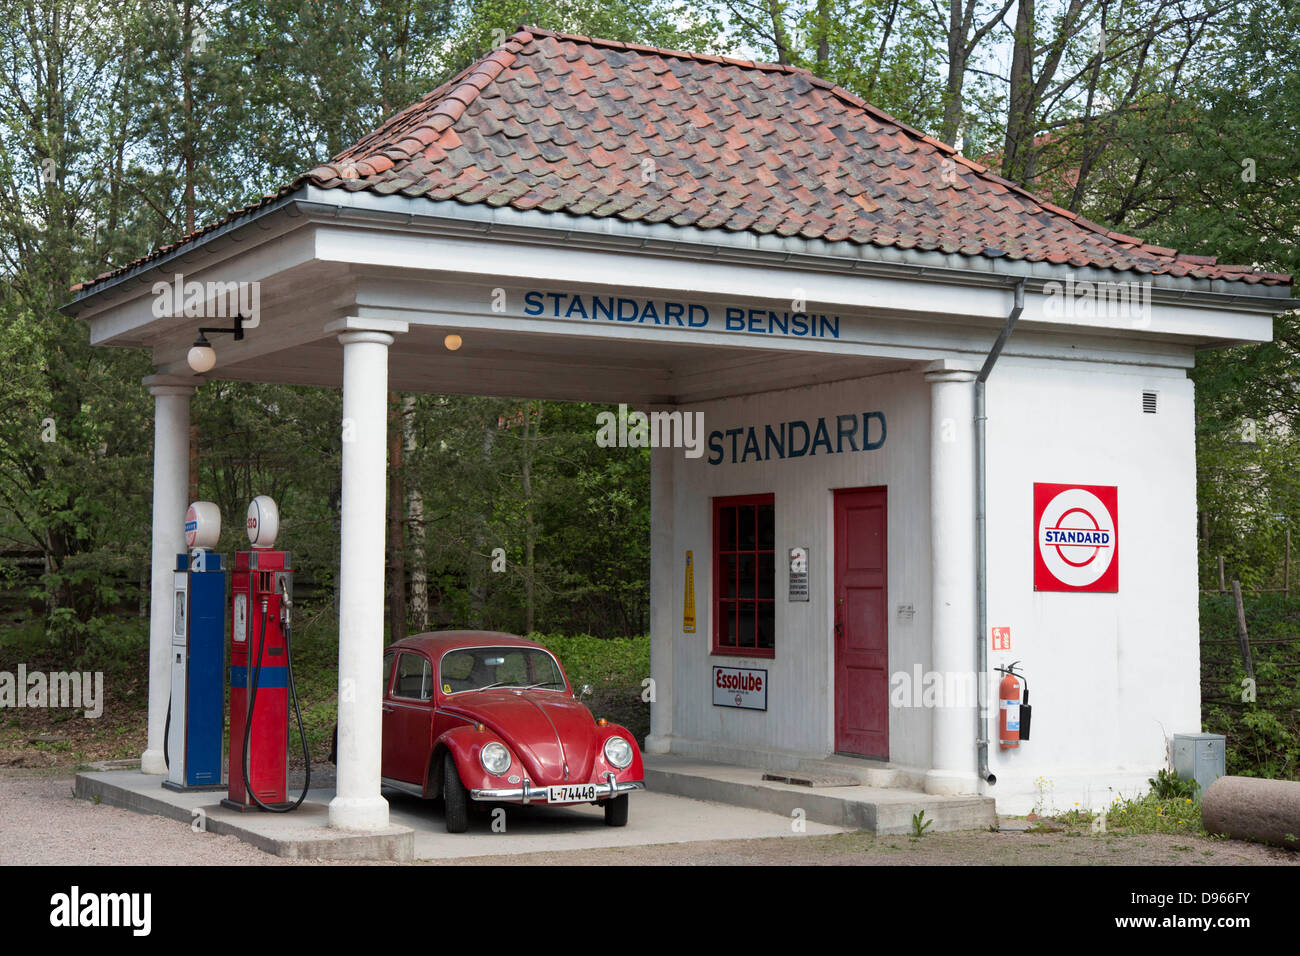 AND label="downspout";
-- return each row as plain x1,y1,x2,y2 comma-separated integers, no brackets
975,279,1025,785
